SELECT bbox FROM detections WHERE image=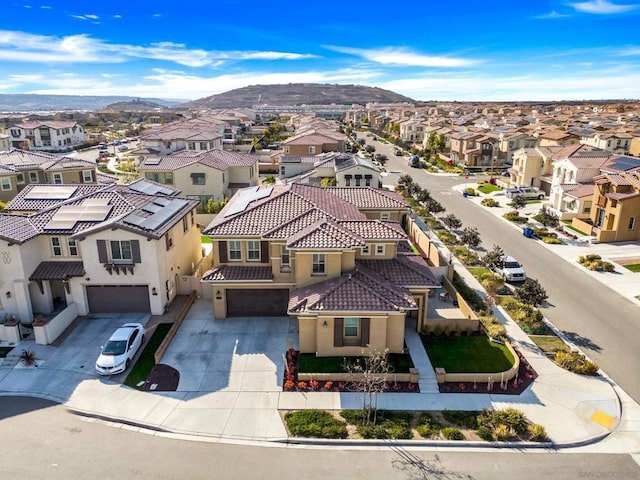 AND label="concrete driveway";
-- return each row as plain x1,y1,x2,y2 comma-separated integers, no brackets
160,299,297,393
